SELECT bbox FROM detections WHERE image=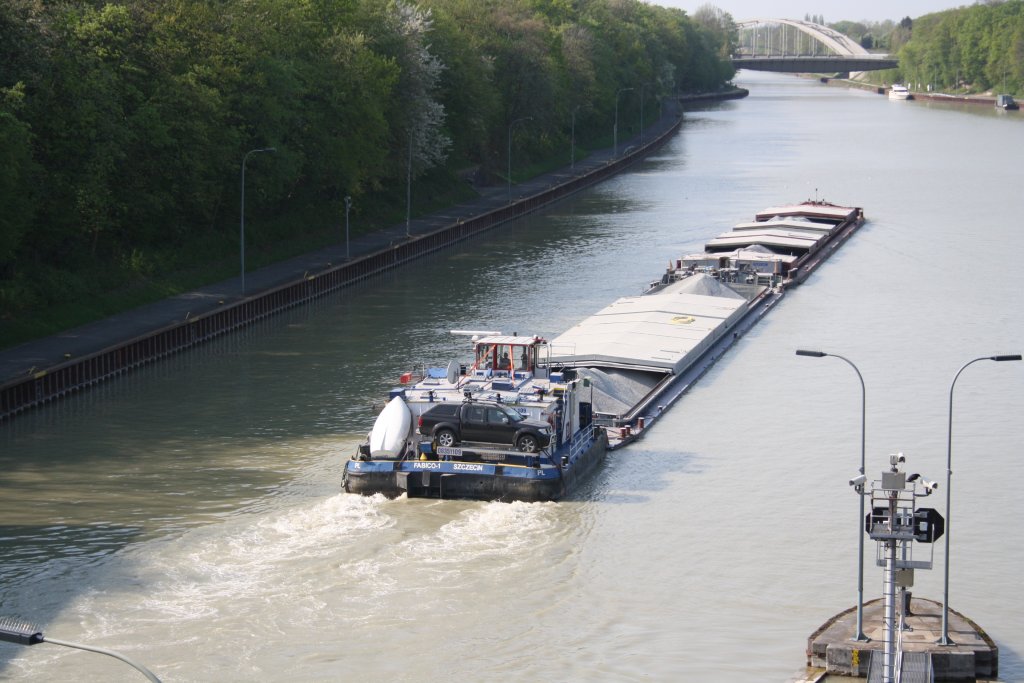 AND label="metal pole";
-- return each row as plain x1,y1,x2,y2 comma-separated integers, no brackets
571,106,580,170
406,137,412,237
640,84,650,145
614,87,633,157
507,117,532,202
45,637,161,682
883,536,897,683
240,147,276,296
796,349,868,641
344,196,352,259
939,353,1022,645
0,619,160,682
